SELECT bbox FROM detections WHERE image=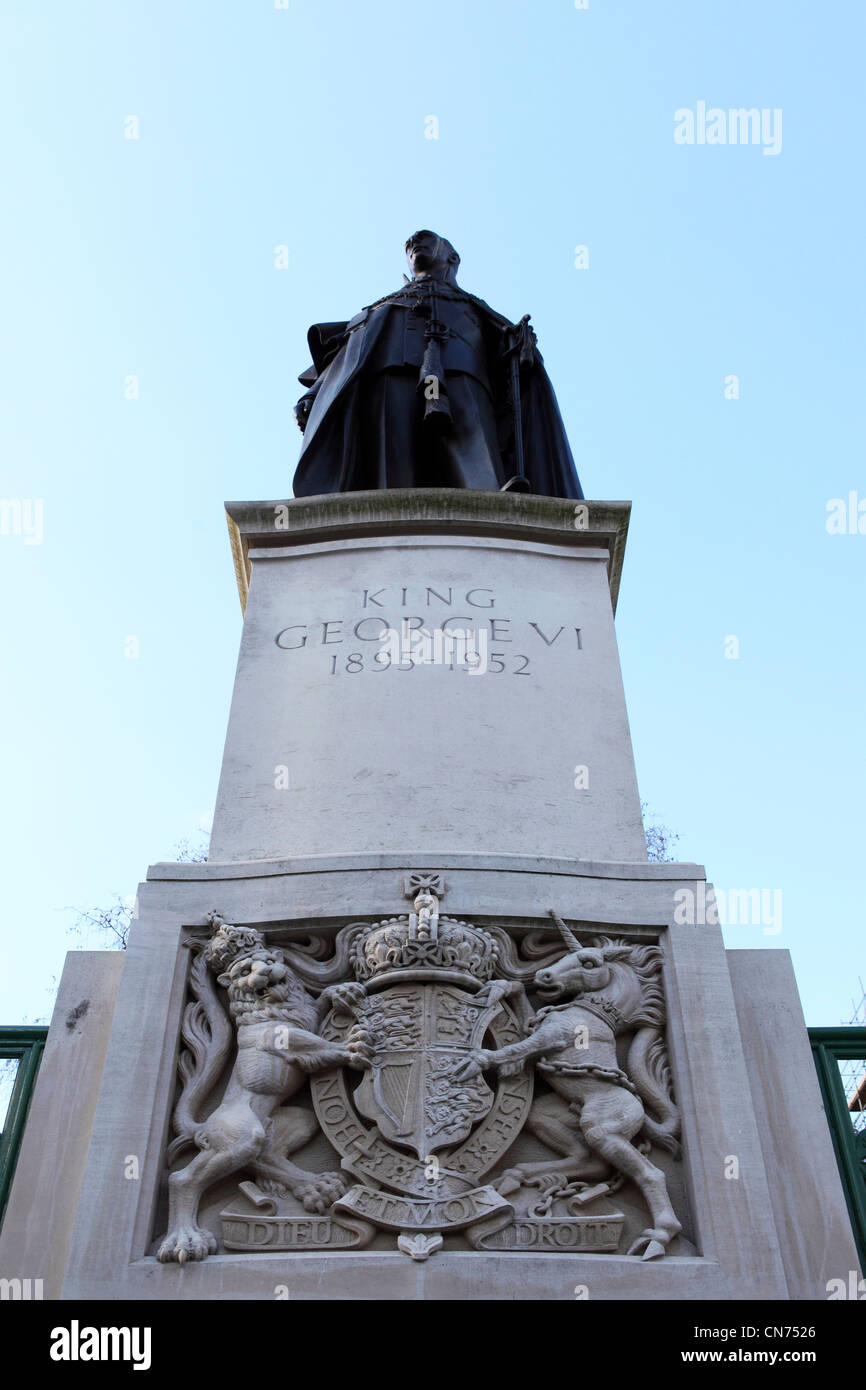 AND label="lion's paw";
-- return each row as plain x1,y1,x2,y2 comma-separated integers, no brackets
326,982,366,1010
293,1171,348,1213
157,1224,217,1264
